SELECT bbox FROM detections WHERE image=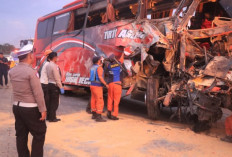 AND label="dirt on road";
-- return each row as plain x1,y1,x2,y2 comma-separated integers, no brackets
0,87,232,157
